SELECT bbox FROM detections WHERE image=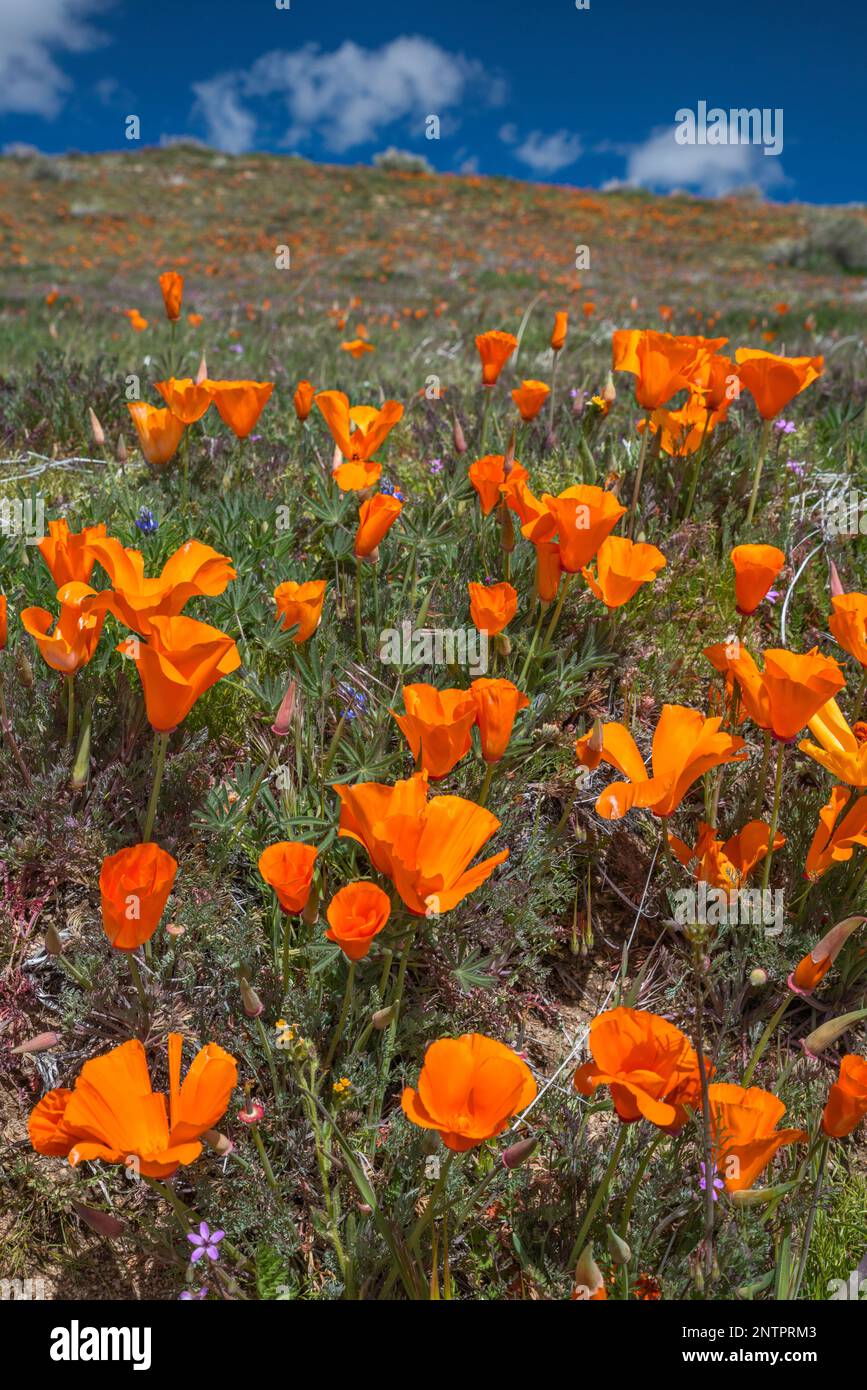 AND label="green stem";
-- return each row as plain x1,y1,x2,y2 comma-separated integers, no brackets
324,962,356,1072
128,954,149,1019
518,605,545,686
479,385,493,455
752,729,773,817
743,995,792,1088
744,418,772,529
142,730,169,843
791,1139,829,1299
627,415,652,540
539,572,574,654
852,667,867,724
250,1122,280,1192
354,559,363,658
759,740,785,894
567,1124,627,1270
477,762,495,807
681,411,712,523
65,674,75,745
254,1013,281,1098
281,912,294,996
